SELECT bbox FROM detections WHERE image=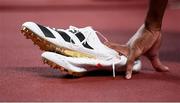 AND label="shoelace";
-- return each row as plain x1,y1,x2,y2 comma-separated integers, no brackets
54,26,117,78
